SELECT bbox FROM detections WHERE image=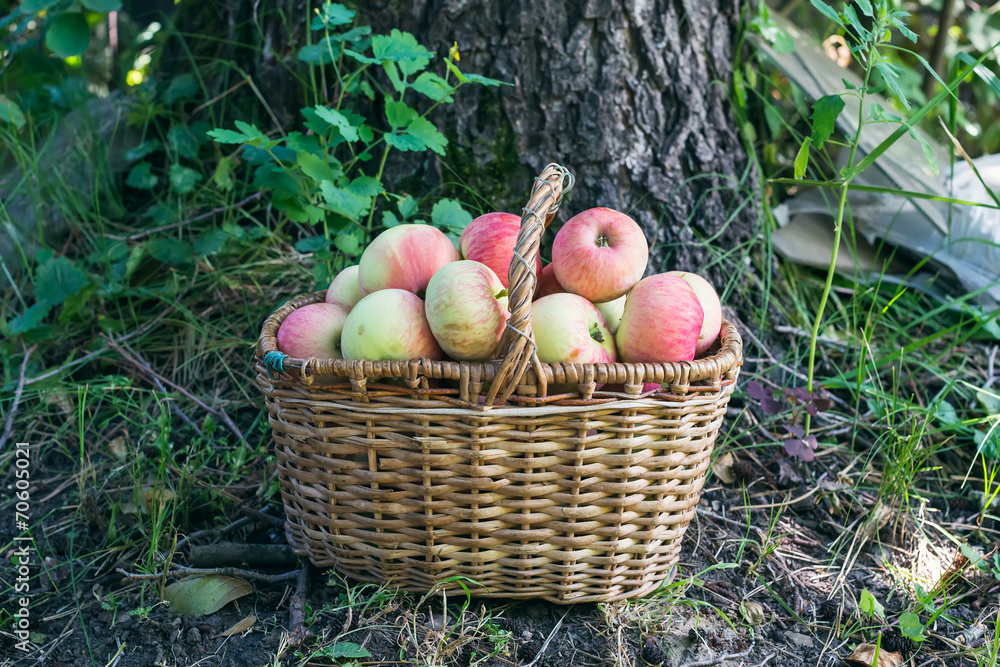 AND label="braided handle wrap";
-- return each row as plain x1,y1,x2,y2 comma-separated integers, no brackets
486,164,574,405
